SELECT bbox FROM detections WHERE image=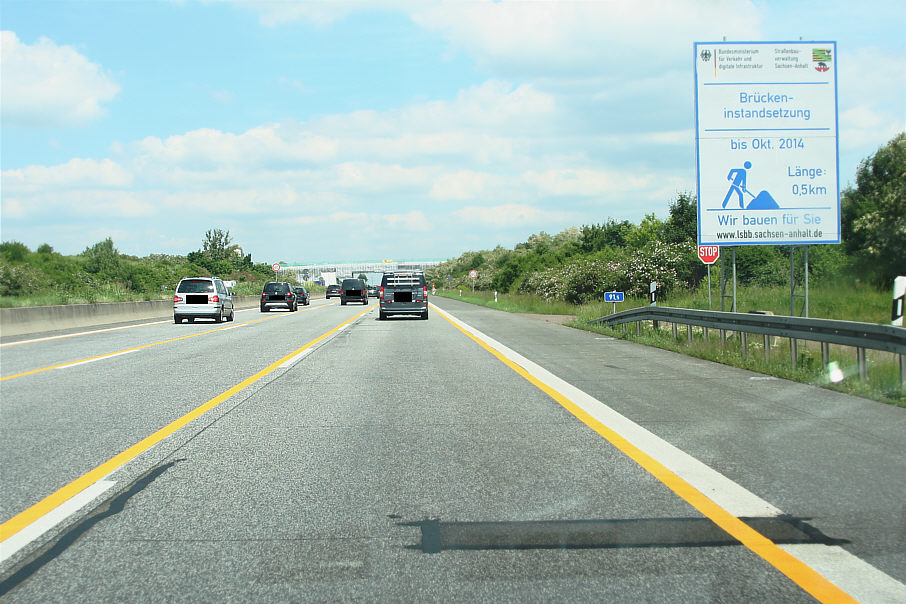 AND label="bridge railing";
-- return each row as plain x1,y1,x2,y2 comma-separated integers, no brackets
588,306,906,389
